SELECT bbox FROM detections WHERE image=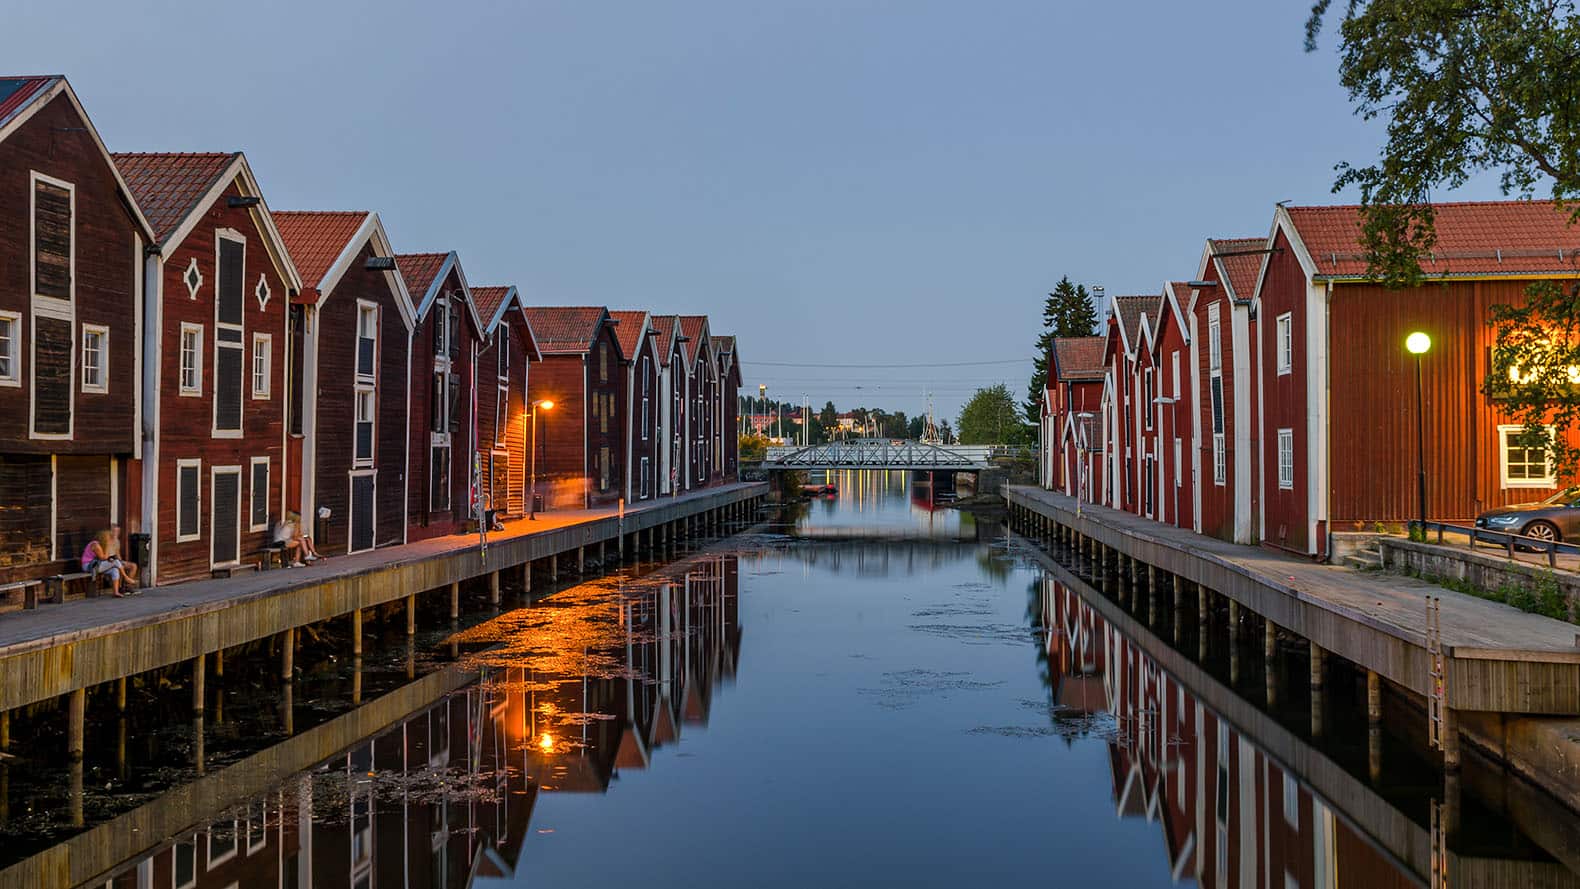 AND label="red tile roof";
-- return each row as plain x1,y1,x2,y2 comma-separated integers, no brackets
678,315,711,357
395,253,449,305
111,152,236,244
274,211,370,289
1209,237,1266,301
522,306,607,354
1052,336,1107,381
651,315,680,367
1286,201,1580,279
608,310,650,359
1111,296,1153,350
0,75,57,131
472,286,513,329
